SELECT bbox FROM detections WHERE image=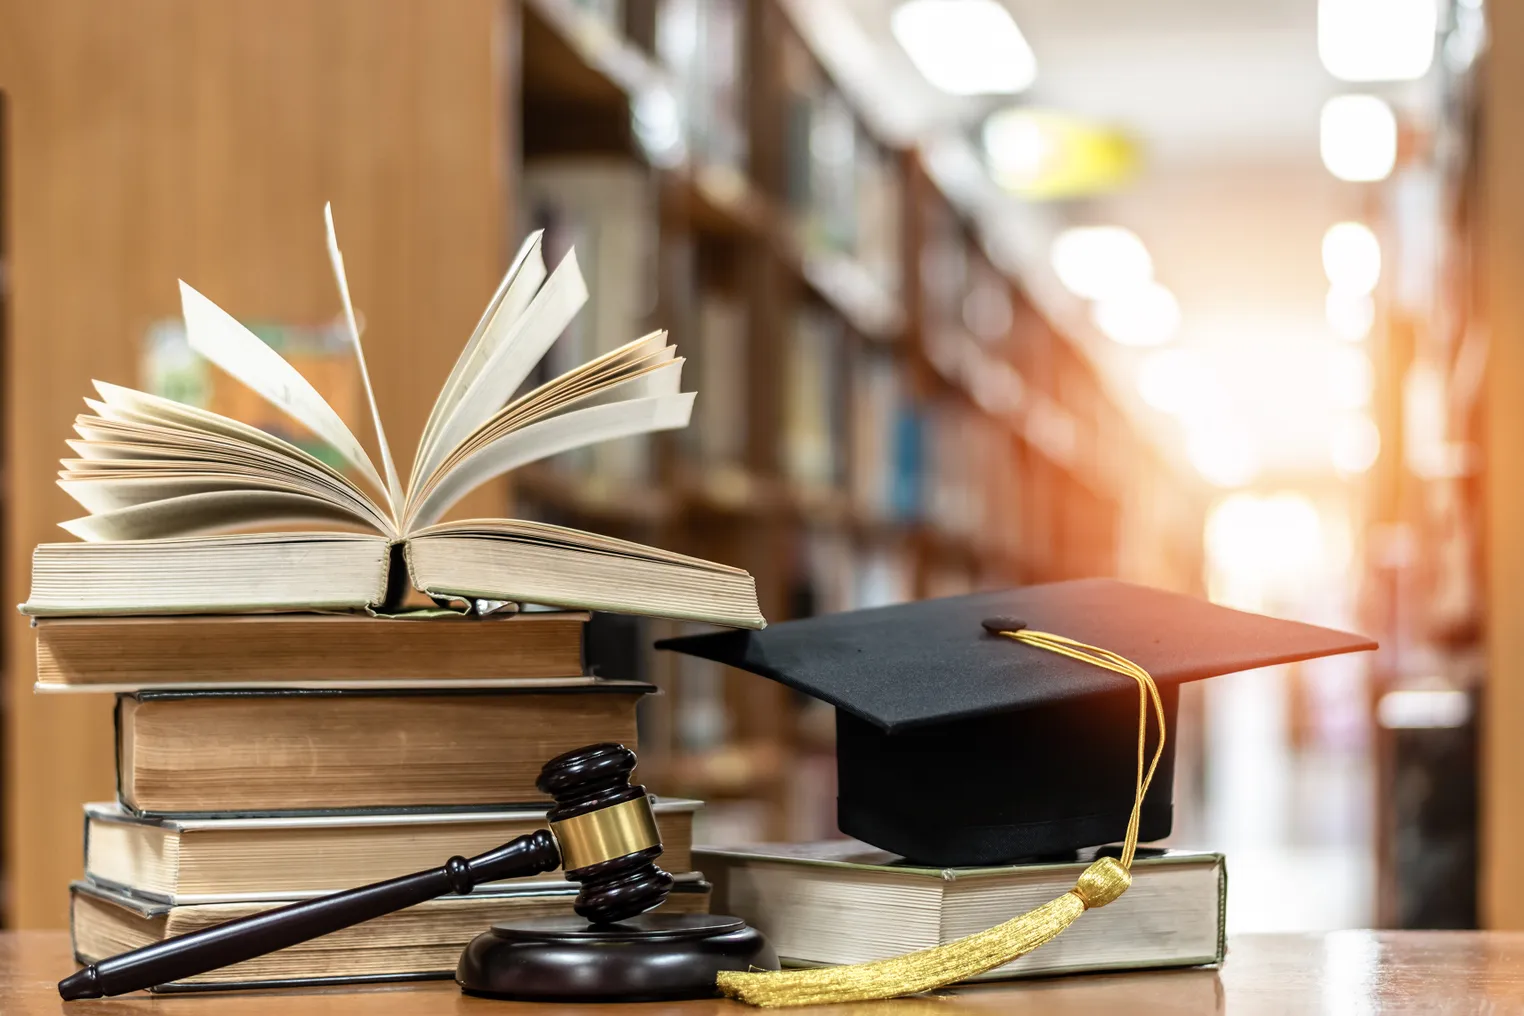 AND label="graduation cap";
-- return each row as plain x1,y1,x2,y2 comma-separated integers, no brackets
658,578,1376,868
